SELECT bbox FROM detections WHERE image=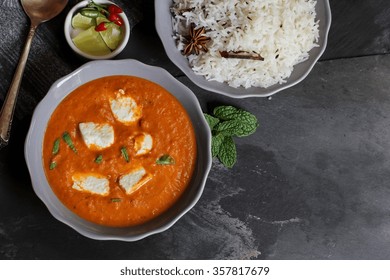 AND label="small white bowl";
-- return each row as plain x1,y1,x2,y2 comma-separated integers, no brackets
24,59,212,241
64,0,130,60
